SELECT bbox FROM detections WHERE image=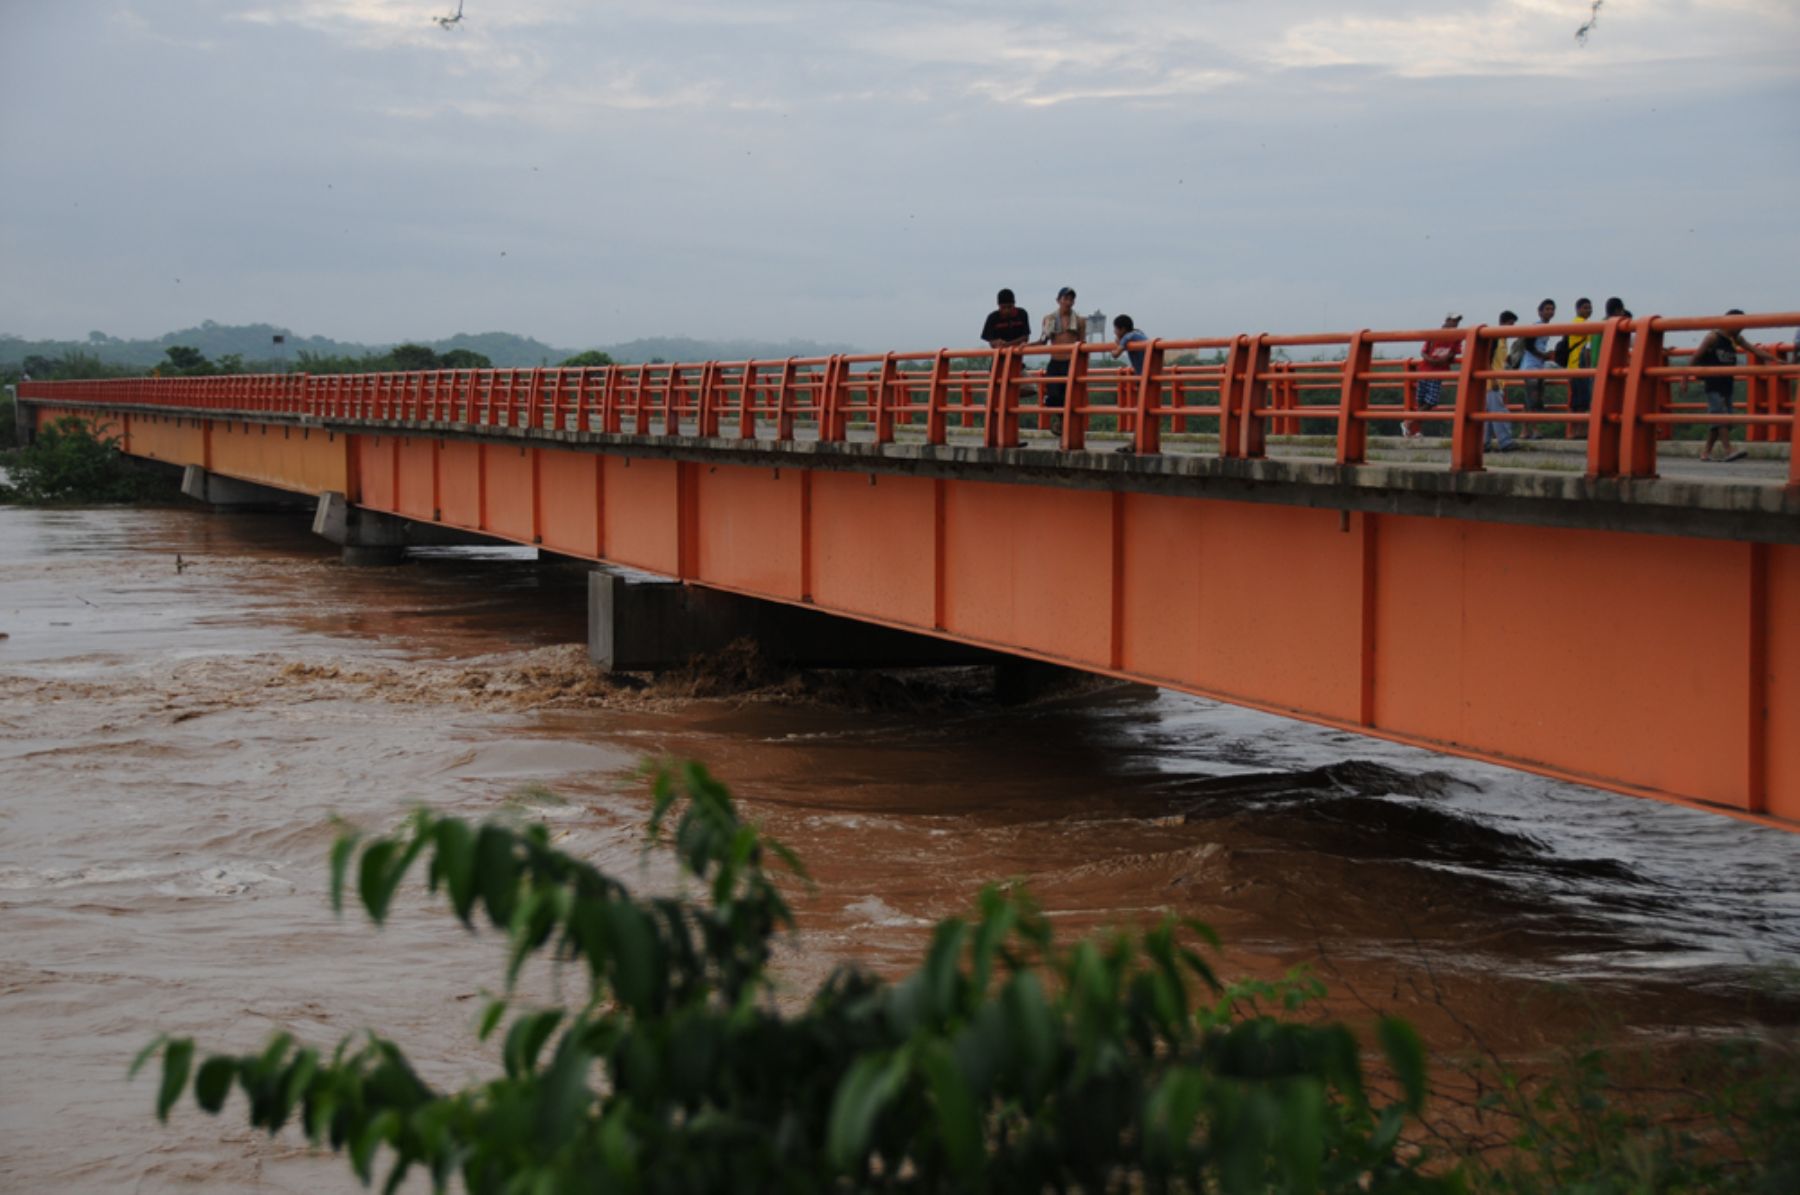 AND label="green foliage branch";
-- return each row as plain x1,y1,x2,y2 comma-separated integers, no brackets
1,415,170,504
136,762,1449,1193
